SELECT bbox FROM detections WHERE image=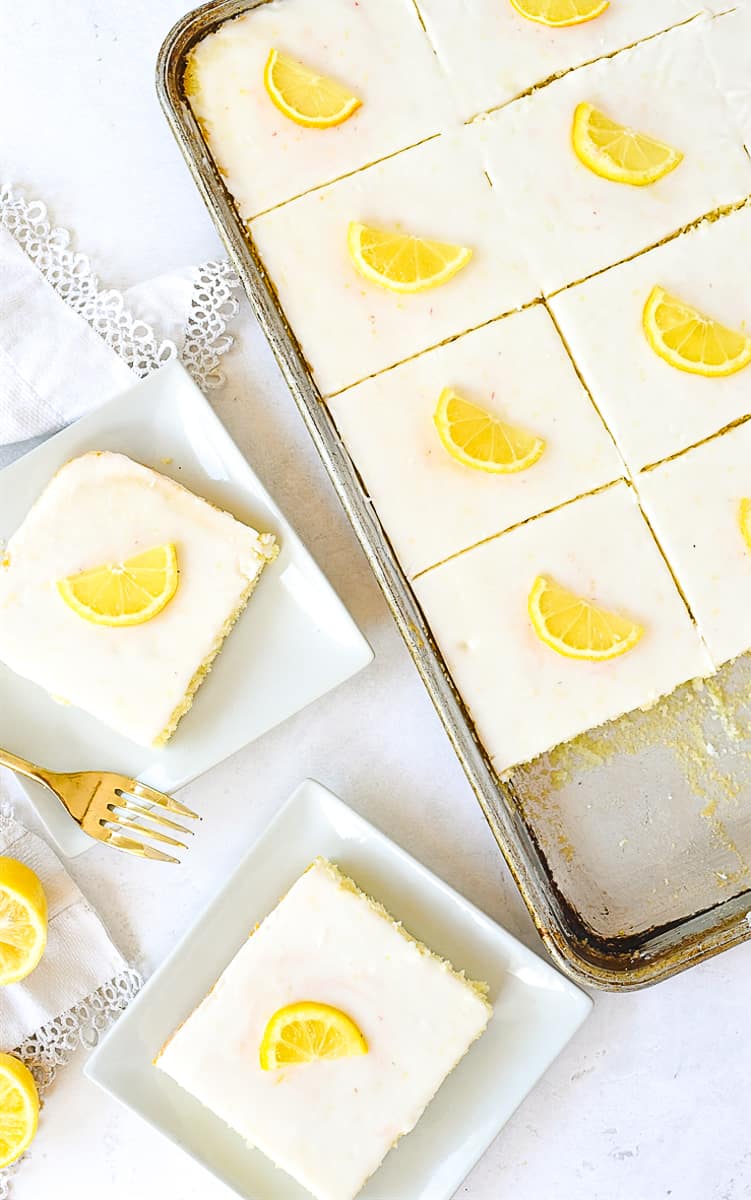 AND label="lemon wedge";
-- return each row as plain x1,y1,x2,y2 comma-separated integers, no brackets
528,574,644,661
347,223,472,294
0,1053,39,1168
510,0,609,26
0,858,47,986
643,286,751,378
259,1001,368,1070
57,543,179,627
434,387,545,474
263,49,361,129
572,102,683,186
